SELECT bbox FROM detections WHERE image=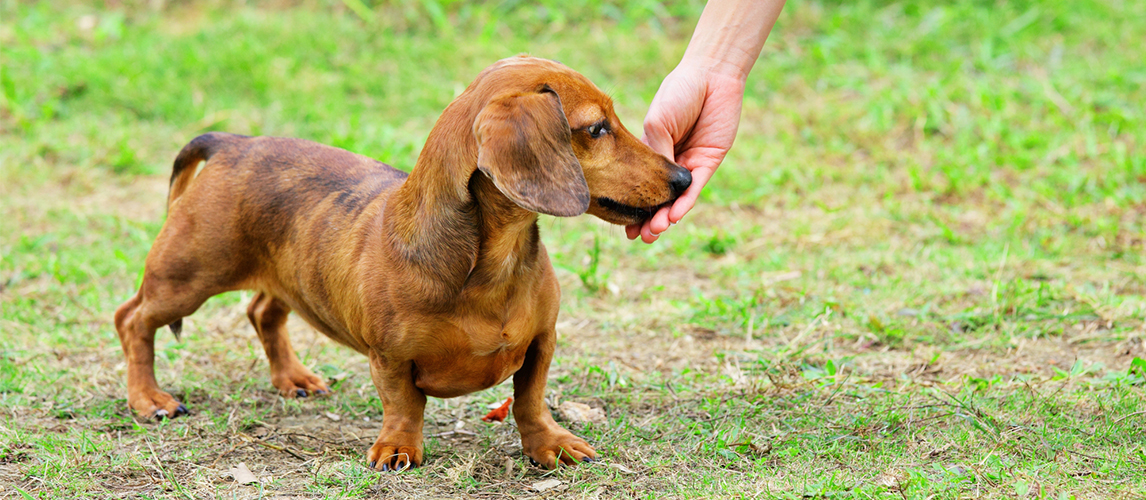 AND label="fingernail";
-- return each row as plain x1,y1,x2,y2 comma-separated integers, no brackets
296,389,307,398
